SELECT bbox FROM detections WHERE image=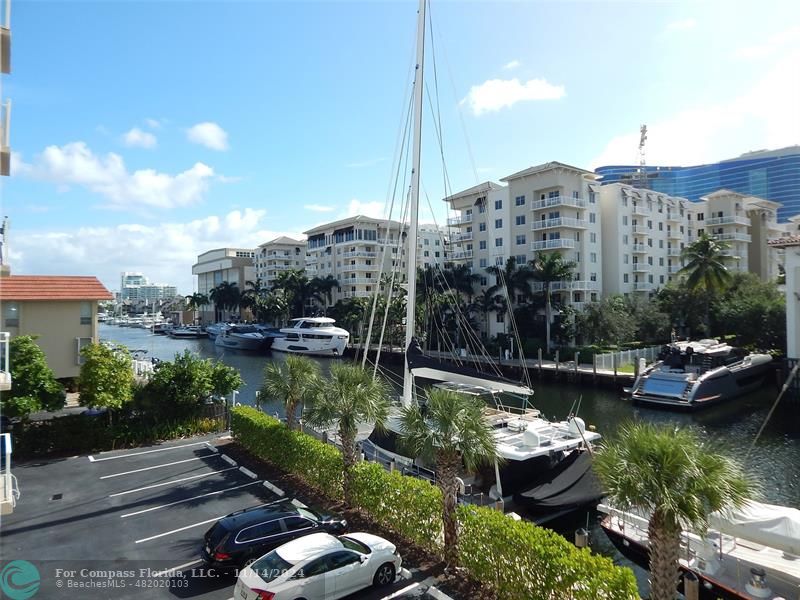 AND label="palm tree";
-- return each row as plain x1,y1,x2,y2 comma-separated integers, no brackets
398,388,498,566
185,292,209,324
303,363,391,503
678,233,735,333
529,252,576,350
209,281,241,322
260,355,320,430
273,269,314,318
469,288,505,338
309,275,340,314
485,256,533,305
240,279,267,319
593,422,753,600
